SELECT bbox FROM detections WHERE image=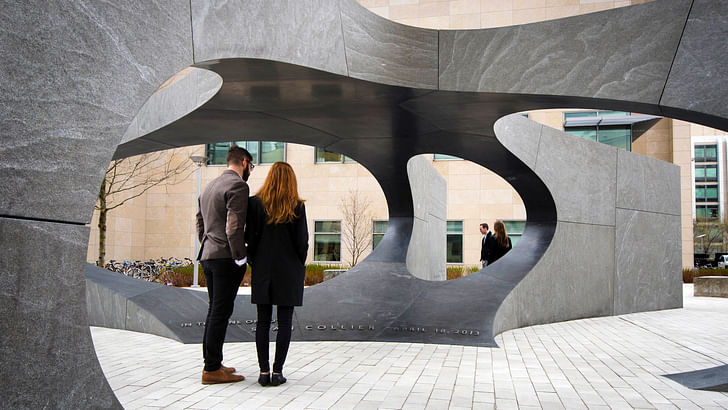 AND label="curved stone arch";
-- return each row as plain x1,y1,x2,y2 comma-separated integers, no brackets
2,0,726,407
